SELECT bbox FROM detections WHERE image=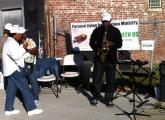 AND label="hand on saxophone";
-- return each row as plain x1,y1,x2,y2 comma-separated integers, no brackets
97,48,101,55
104,40,114,47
